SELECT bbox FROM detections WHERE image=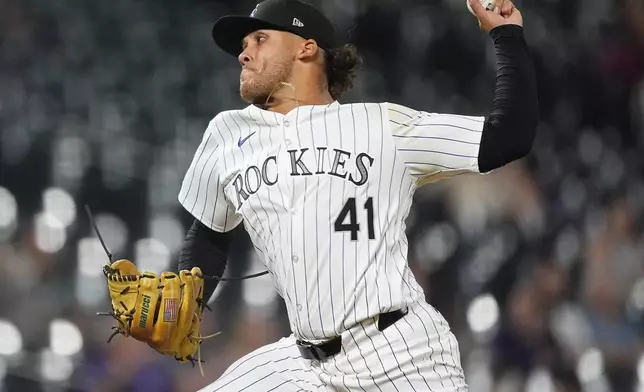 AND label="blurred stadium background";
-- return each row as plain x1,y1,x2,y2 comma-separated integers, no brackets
0,0,643,391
